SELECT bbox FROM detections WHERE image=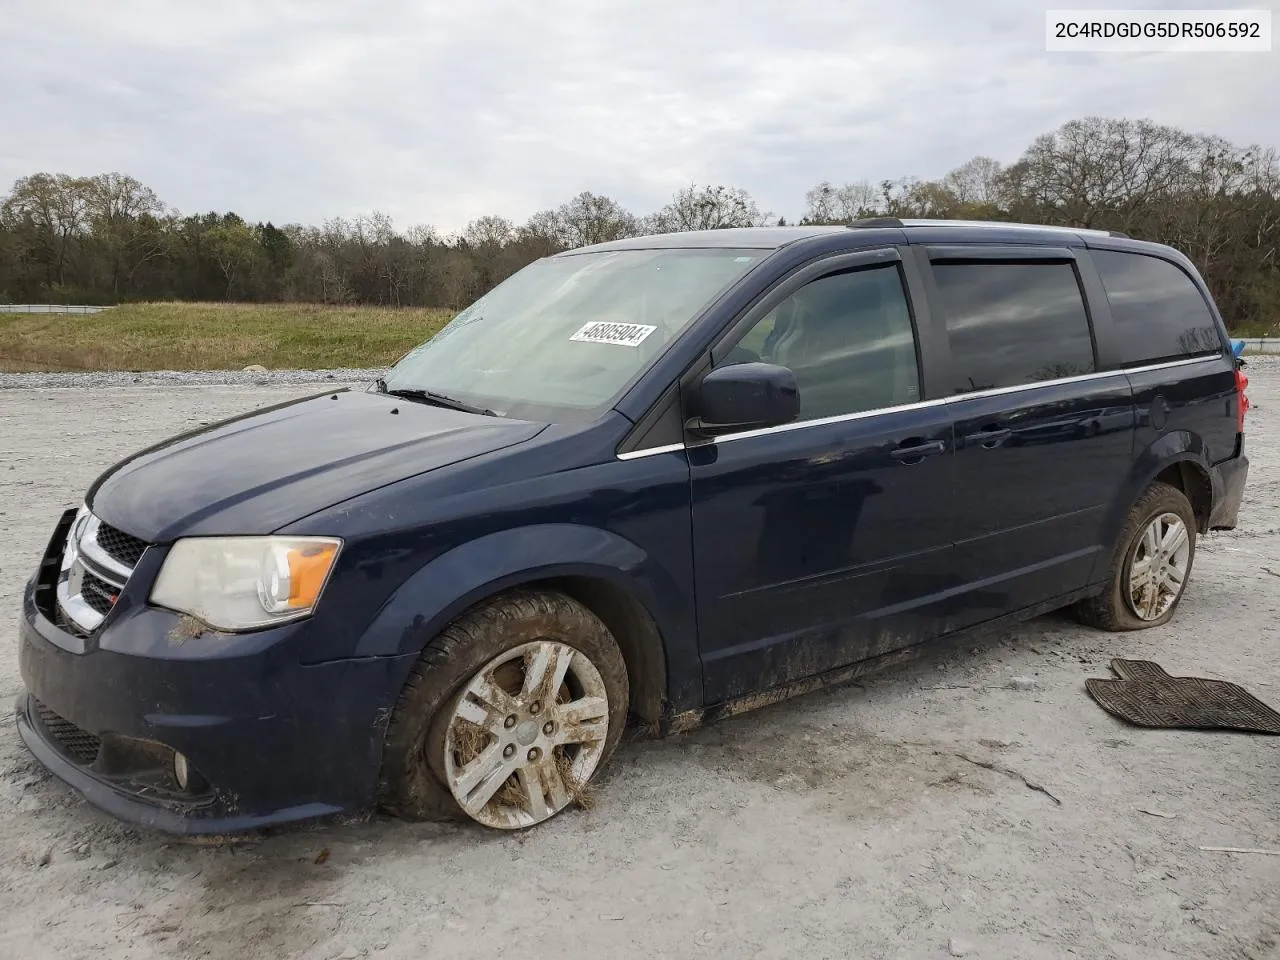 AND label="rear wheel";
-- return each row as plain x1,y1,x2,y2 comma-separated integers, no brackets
1074,481,1197,631
379,590,629,829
